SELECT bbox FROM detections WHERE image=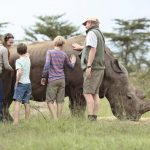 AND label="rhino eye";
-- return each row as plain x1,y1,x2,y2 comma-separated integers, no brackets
127,93,132,99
